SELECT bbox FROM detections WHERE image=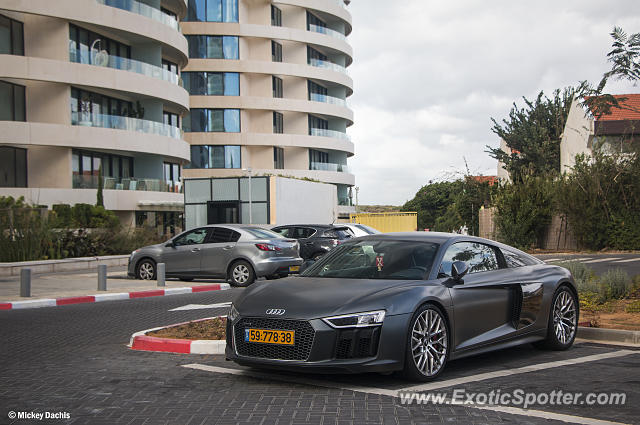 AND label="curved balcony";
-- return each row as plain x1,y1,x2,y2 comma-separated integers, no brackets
71,112,182,139
310,127,350,141
309,93,347,107
73,175,183,193
70,48,180,86
308,24,346,41
310,161,349,173
96,0,180,31
273,0,352,35
309,58,348,75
